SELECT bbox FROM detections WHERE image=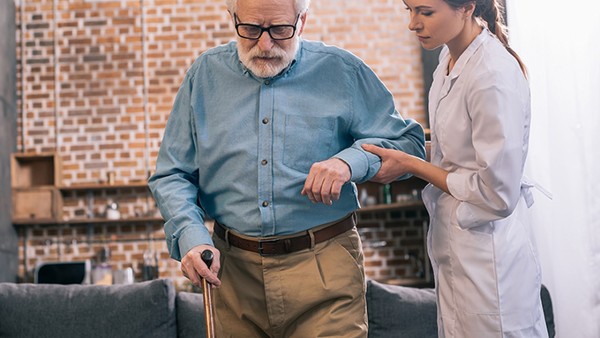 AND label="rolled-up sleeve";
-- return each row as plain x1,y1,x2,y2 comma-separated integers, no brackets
335,63,426,183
